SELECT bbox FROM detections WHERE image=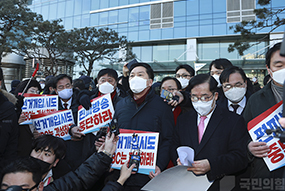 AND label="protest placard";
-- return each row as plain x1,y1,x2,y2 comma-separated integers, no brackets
111,129,159,175
248,101,285,171
78,93,114,134
21,93,58,125
31,109,74,140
